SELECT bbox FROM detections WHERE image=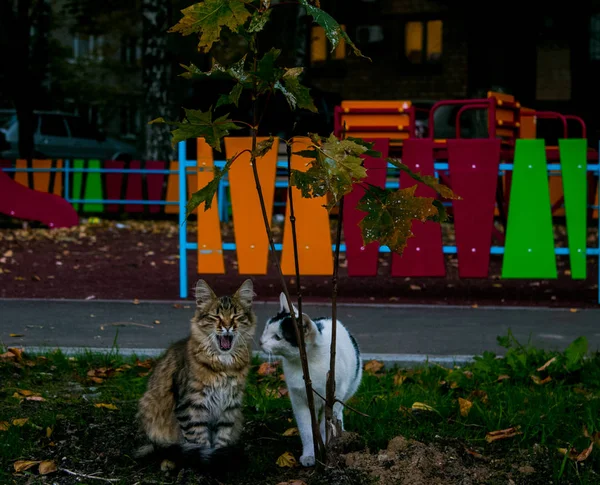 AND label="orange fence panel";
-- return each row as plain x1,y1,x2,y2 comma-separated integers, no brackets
281,137,333,275
196,139,225,274
225,137,278,275
32,160,52,192
14,160,28,187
